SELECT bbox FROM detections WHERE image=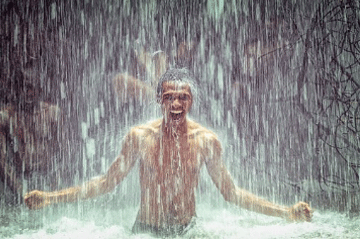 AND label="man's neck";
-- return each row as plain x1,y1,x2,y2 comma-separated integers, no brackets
162,118,188,138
